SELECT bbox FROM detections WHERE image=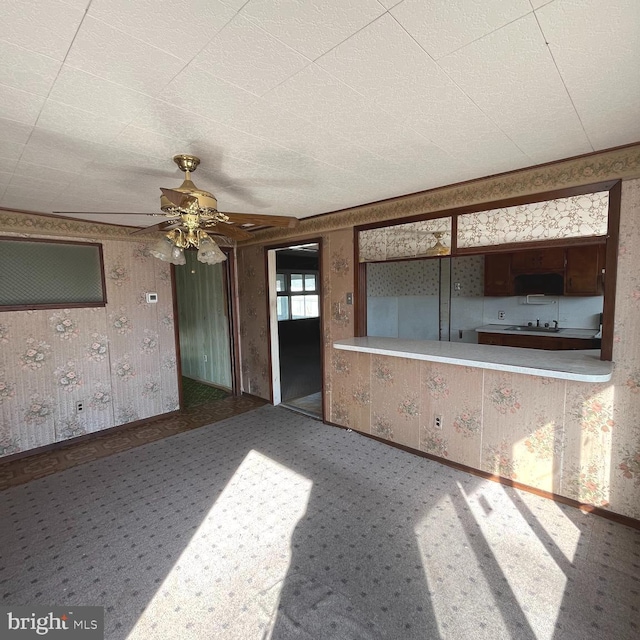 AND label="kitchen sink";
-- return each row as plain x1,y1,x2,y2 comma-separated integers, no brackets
506,325,561,333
